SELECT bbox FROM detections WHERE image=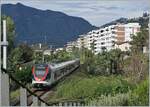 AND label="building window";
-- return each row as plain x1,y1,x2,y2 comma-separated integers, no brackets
112,31,115,34
111,27,115,30
101,30,104,33
101,47,106,51
101,42,105,45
